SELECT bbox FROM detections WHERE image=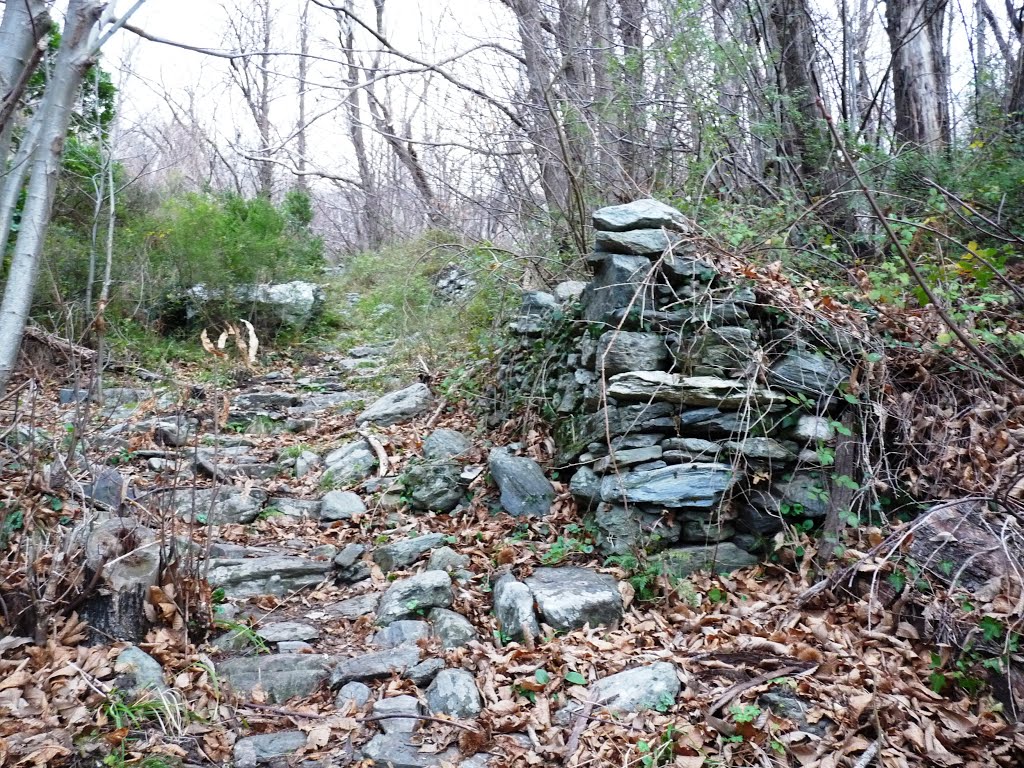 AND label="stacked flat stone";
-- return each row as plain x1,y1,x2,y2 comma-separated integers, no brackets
500,199,852,577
